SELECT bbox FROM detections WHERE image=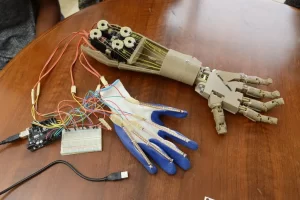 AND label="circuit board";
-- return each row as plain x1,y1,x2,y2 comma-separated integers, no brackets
27,118,62,152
